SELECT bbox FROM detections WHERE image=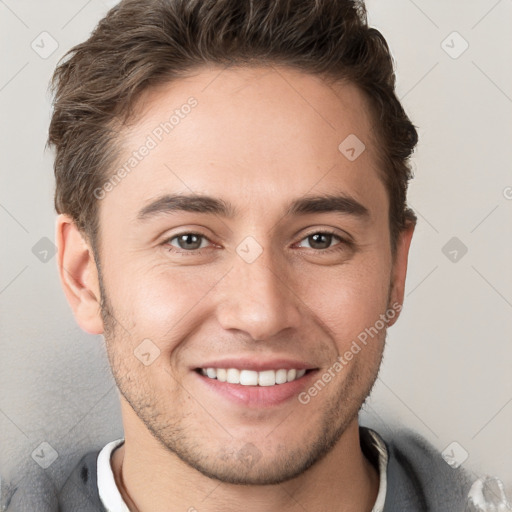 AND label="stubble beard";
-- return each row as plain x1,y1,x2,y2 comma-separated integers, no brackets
97,269,386,485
